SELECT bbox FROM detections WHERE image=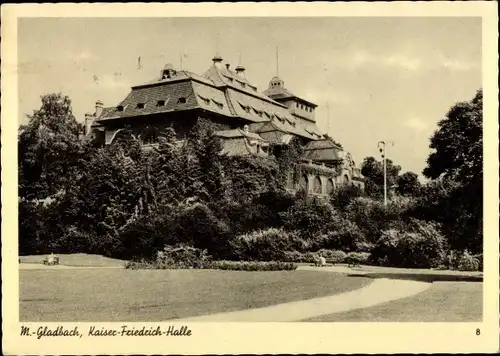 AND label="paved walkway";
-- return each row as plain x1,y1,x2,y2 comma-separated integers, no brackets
174,270,431,322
